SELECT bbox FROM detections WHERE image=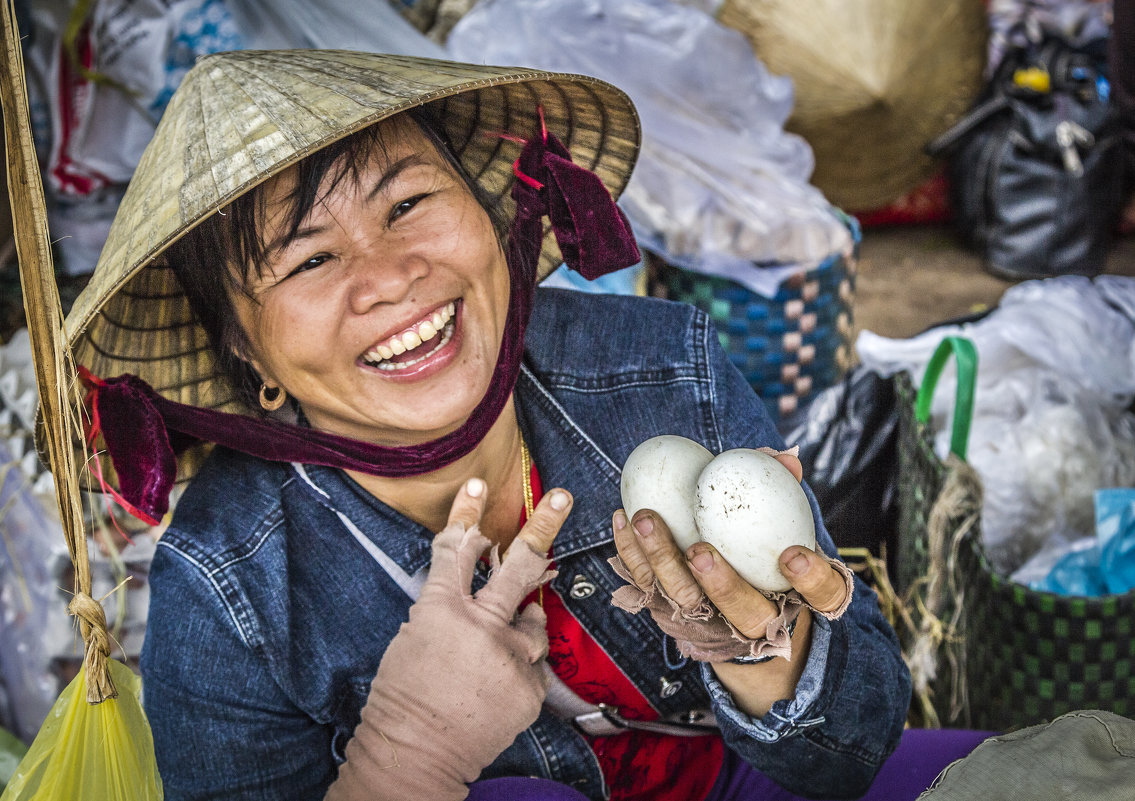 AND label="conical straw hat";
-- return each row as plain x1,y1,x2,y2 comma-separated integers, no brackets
718,0,986,211
65,49,640,425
